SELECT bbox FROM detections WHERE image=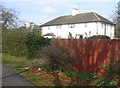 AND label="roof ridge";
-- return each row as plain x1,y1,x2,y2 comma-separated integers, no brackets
76,11,93,15
67,12,94,16
93,12,100,21
40,12,115,27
